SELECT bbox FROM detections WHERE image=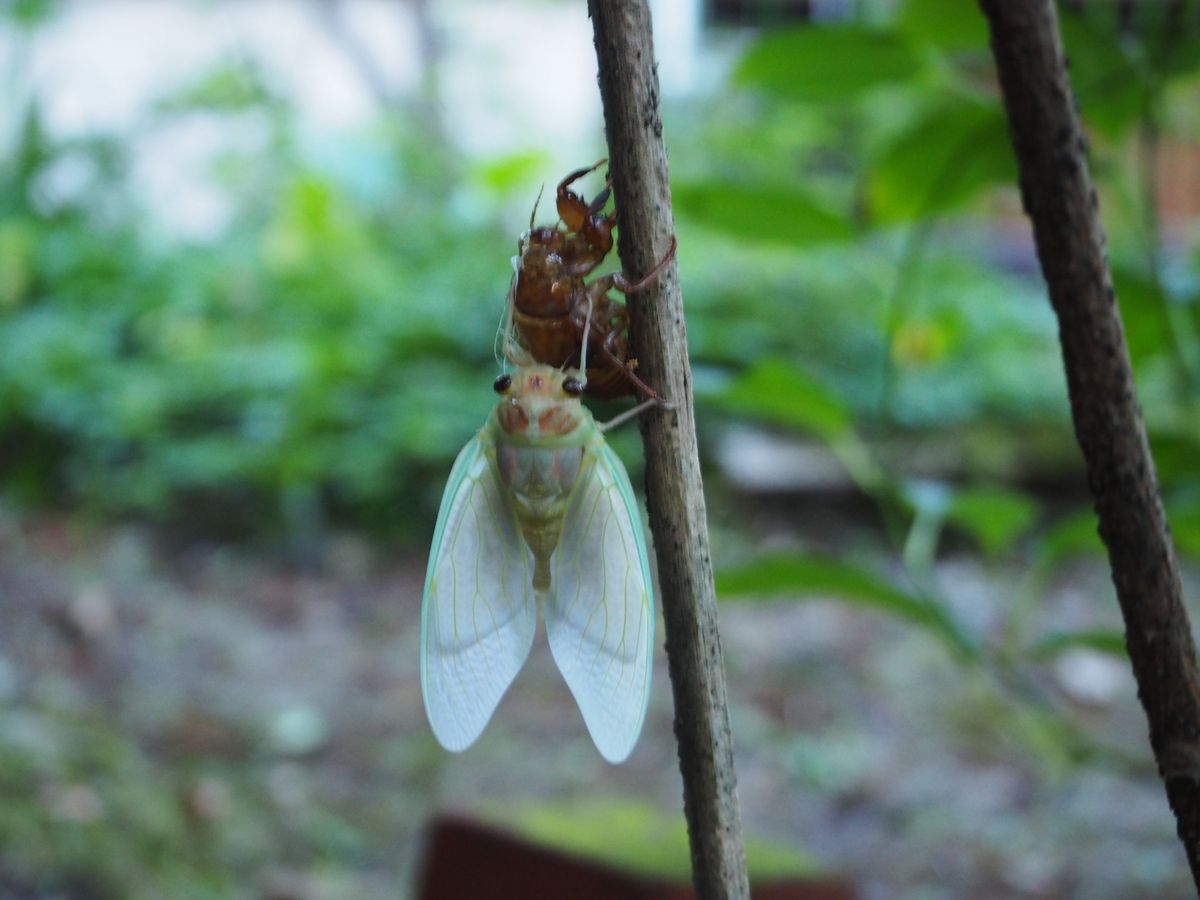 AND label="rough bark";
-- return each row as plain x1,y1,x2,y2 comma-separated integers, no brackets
980,0,1200,886
586,2,751,898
